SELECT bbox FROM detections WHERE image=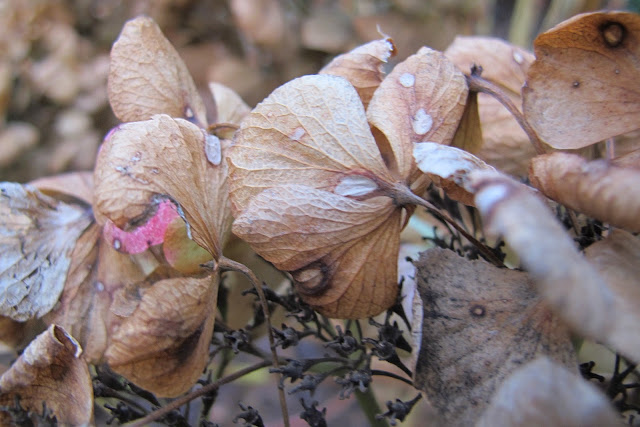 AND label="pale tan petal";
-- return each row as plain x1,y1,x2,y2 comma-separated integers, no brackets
367,47,468,180
229,74,393,213
108,16,207,126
